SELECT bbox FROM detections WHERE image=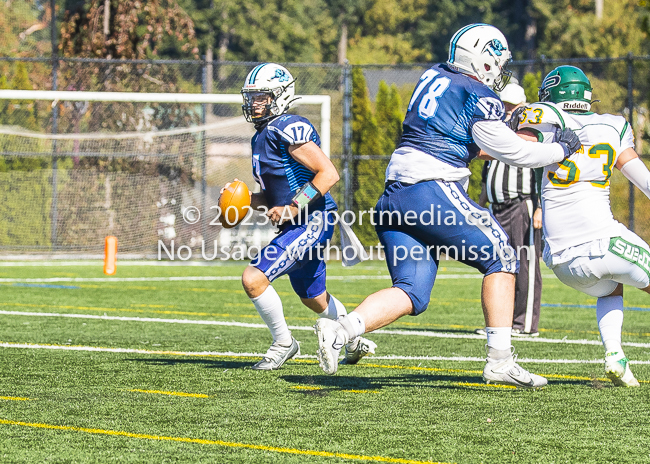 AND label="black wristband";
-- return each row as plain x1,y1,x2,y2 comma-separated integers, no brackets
291,181,322,210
